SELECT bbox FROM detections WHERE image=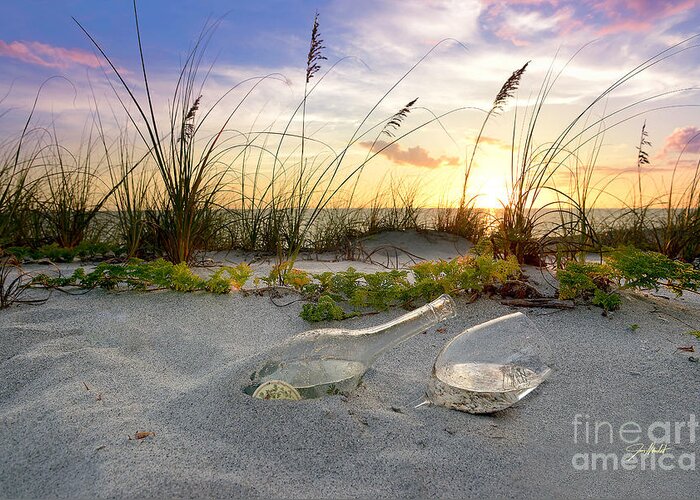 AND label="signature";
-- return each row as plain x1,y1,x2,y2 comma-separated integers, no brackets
624,442,671,461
